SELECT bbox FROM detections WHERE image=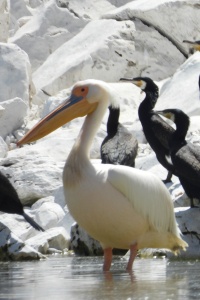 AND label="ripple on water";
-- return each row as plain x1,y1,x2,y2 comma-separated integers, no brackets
0,256,200,300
